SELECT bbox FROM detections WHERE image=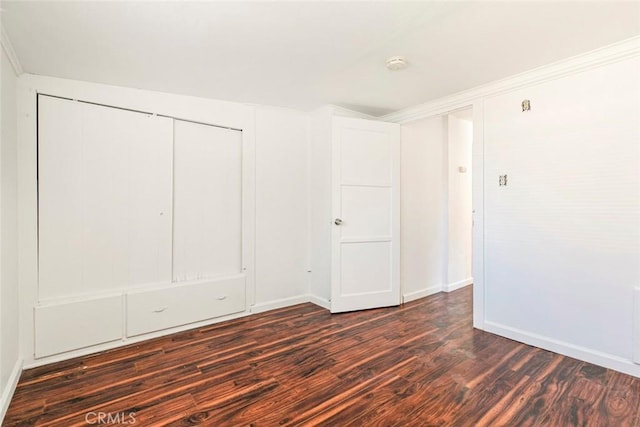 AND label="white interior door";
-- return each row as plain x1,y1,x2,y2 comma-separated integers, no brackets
331,117,400,313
